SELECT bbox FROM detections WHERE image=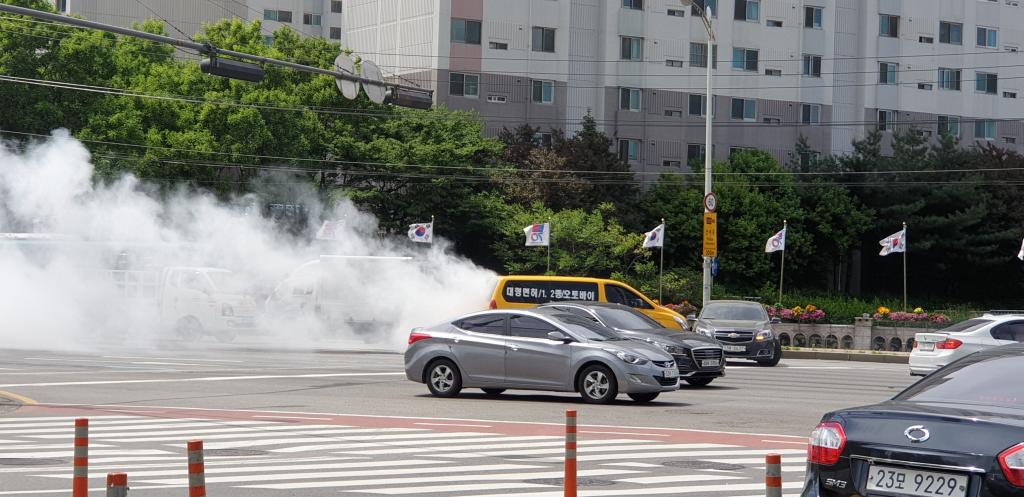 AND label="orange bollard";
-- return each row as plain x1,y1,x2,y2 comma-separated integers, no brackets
72,418,88,497
565,409,577,497
766,453,782,497
187,440,206,497
106,472,128,497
